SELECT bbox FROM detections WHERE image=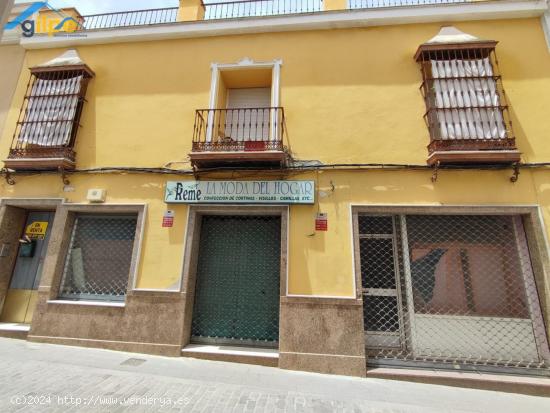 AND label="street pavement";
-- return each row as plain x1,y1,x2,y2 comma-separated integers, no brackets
0,338,548,412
